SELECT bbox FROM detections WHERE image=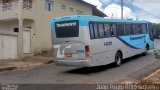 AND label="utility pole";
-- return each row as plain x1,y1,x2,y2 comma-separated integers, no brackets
121,0,123,19
111,13,113,19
